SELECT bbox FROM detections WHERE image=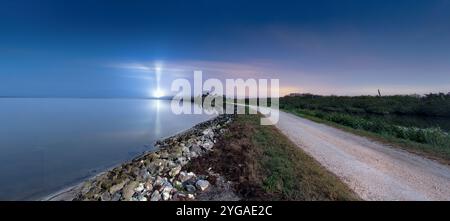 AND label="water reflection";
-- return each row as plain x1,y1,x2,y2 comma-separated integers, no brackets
154,99,161,137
